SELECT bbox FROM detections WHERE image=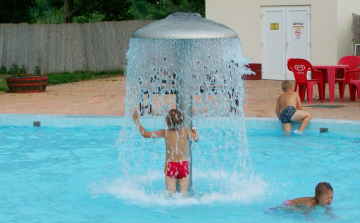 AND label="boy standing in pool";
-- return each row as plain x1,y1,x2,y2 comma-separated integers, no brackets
275,80,312,134
132,109,199,195
284,182,334,207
